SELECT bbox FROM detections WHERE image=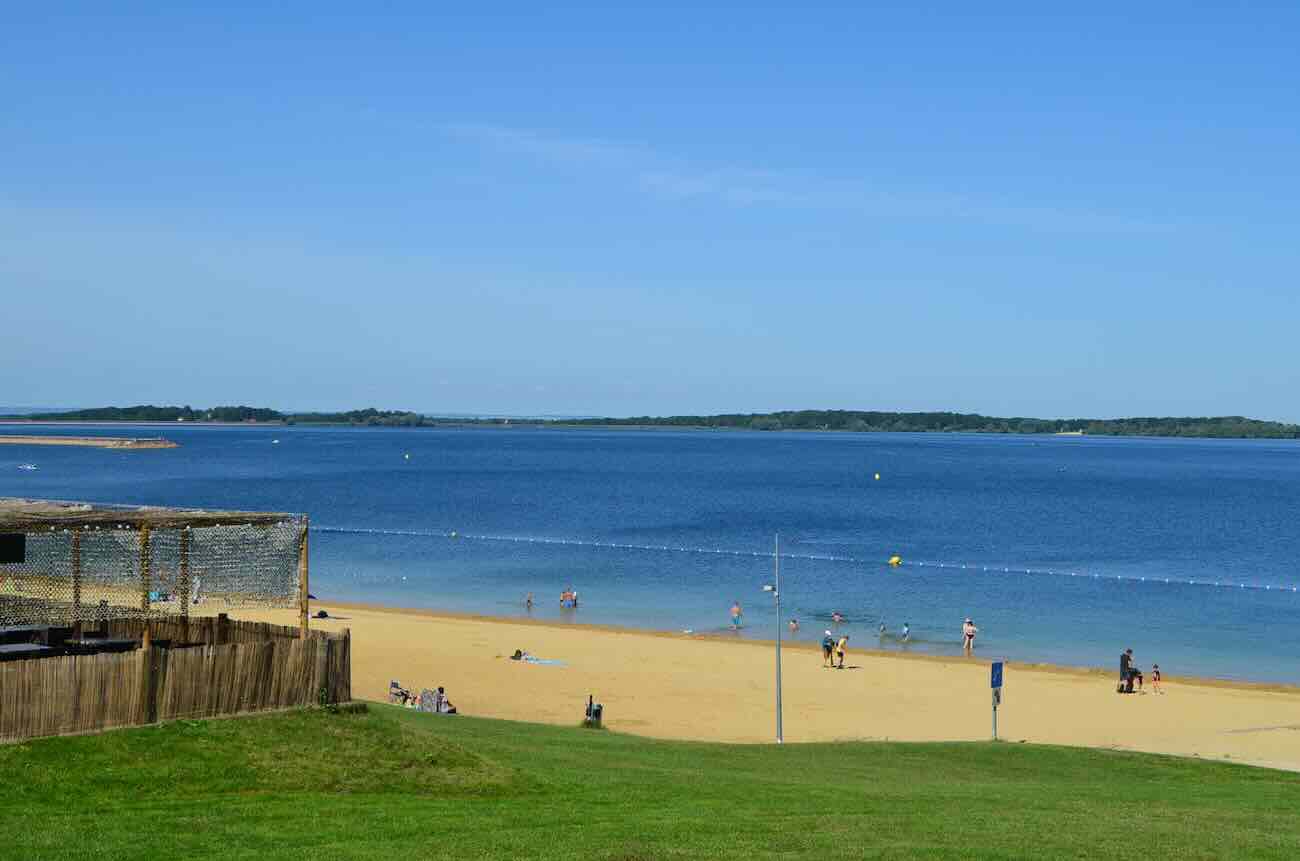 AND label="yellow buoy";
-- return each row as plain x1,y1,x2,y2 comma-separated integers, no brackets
888,555,902,567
